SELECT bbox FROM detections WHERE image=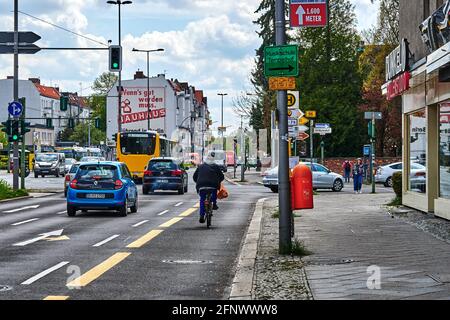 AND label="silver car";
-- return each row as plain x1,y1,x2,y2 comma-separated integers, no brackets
262,163,345,193
375,162,425,187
